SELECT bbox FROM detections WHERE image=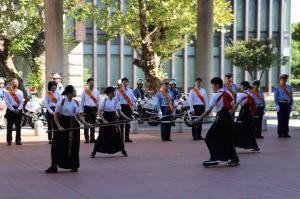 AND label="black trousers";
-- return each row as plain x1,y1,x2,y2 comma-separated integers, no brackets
6,107,22,143
120,104,132,140
46,106,56,141
192,105,205,139
277,102,291,136
160,106,172,140
84,106,98,141
254,106,264,137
